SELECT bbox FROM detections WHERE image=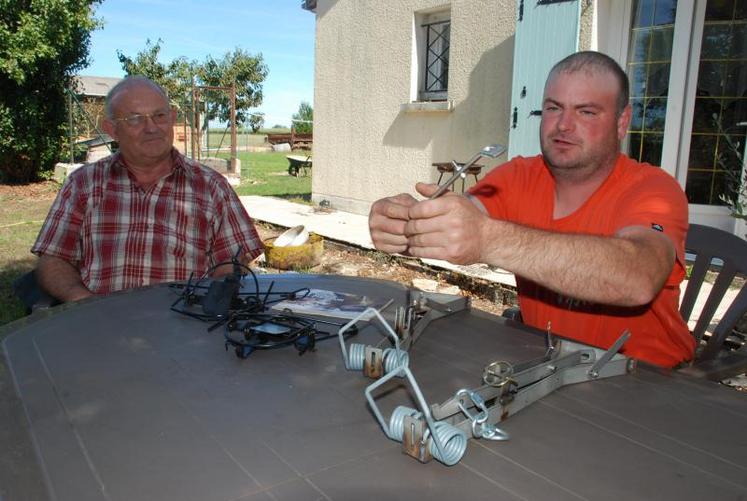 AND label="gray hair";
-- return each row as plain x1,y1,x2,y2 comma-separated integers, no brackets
105,76,169,118
547,51,630,116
